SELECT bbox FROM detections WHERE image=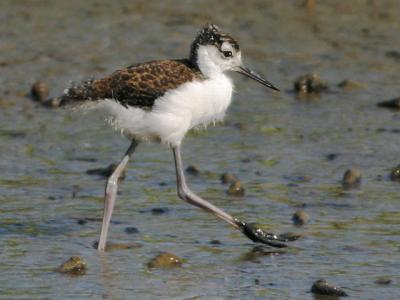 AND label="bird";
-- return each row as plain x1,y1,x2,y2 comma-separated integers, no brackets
60,24,294,251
